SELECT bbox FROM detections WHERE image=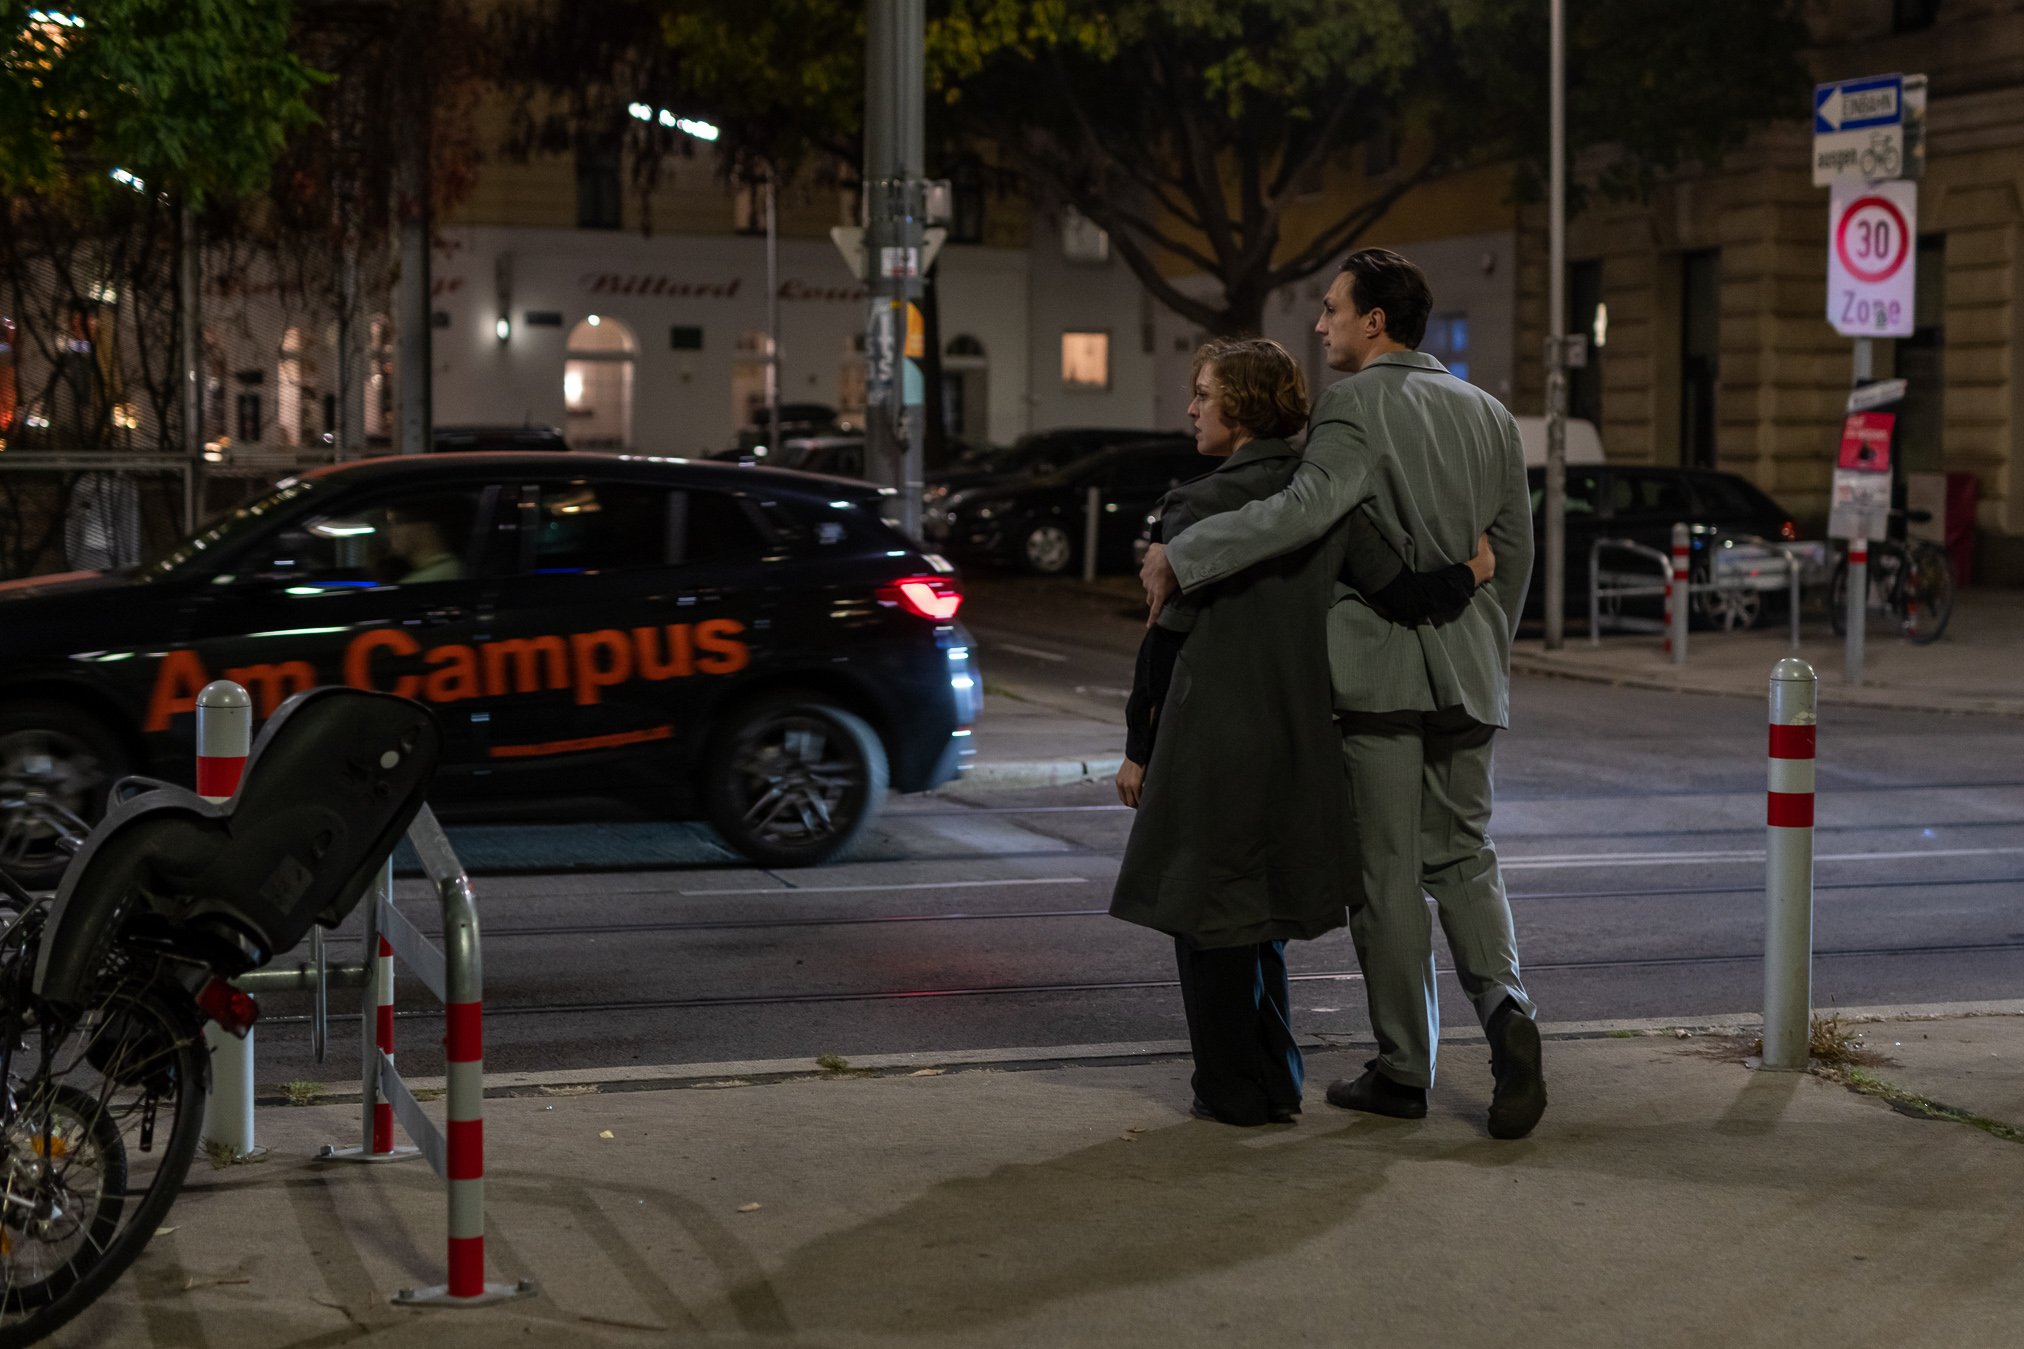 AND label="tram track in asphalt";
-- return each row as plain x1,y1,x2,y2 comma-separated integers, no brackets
442,871,2024,941
260,935,2024,1026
